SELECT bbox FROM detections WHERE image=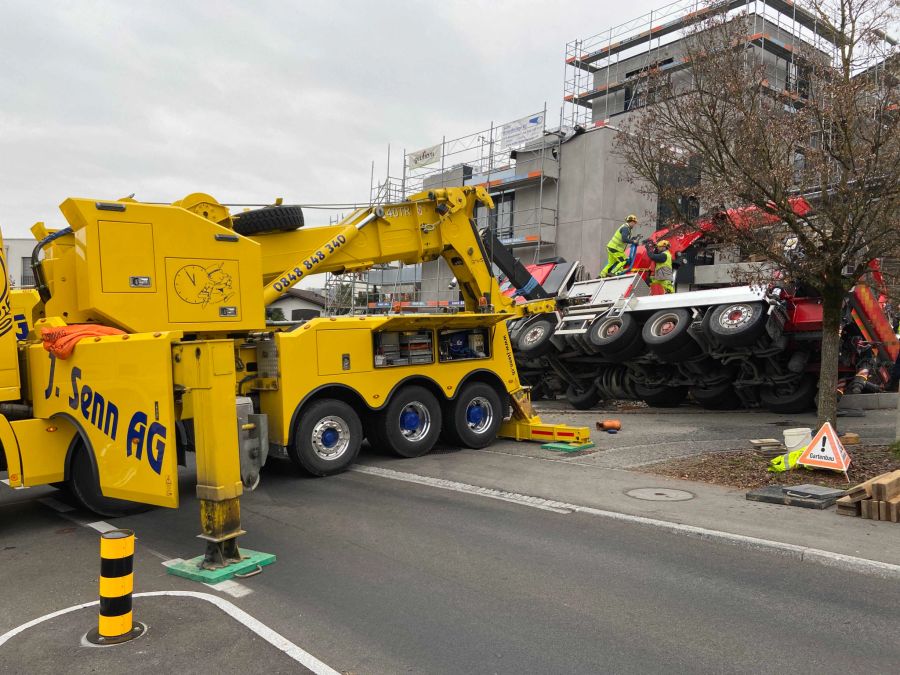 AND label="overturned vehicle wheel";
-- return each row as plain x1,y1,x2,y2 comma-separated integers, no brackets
634,383,688,408
759,376,817,414
704,302,769,347
642,309,701,361
565,384,601,410
587,314,642,360
516,315,557,359
691,380,742,410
